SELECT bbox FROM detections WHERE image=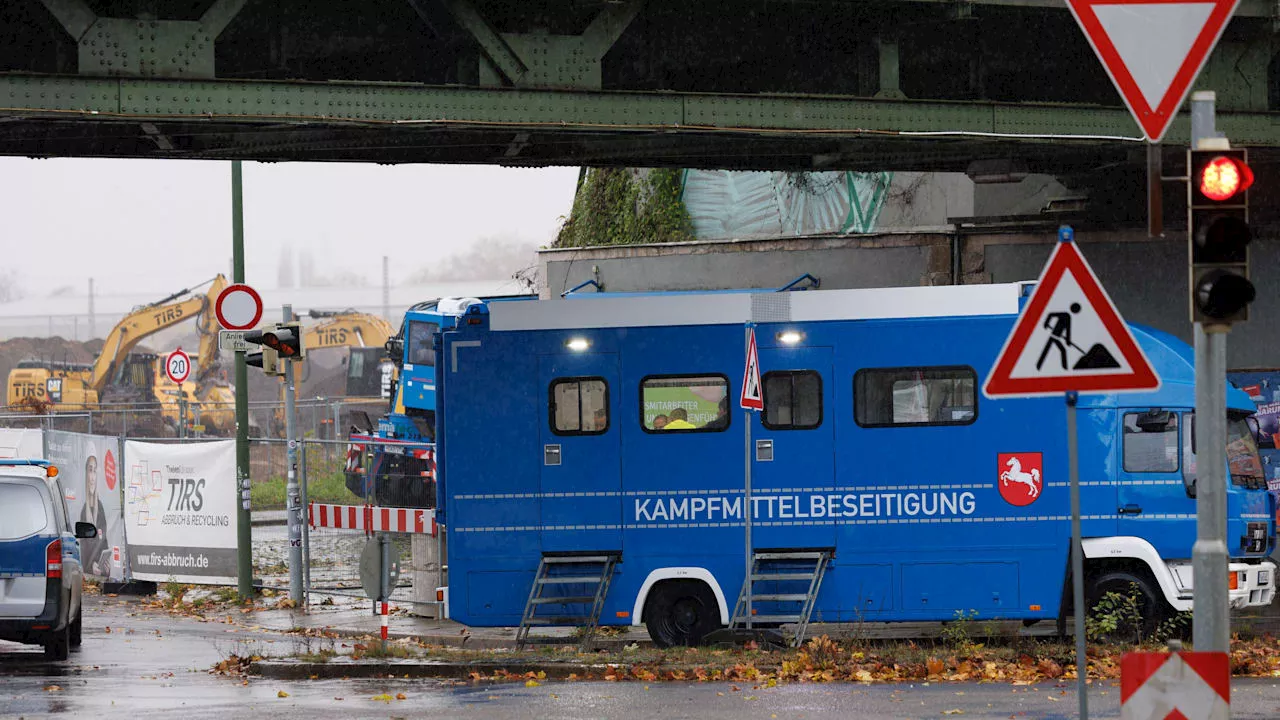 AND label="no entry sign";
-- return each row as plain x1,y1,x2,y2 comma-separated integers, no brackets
214,283,263,331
